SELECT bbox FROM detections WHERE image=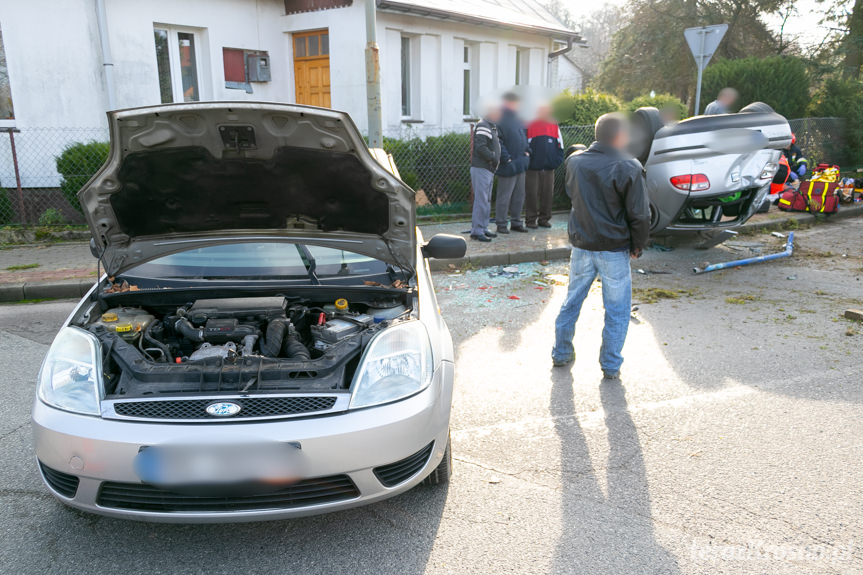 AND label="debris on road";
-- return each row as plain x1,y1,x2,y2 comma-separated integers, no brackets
693,232,794,274
845,309,863,322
